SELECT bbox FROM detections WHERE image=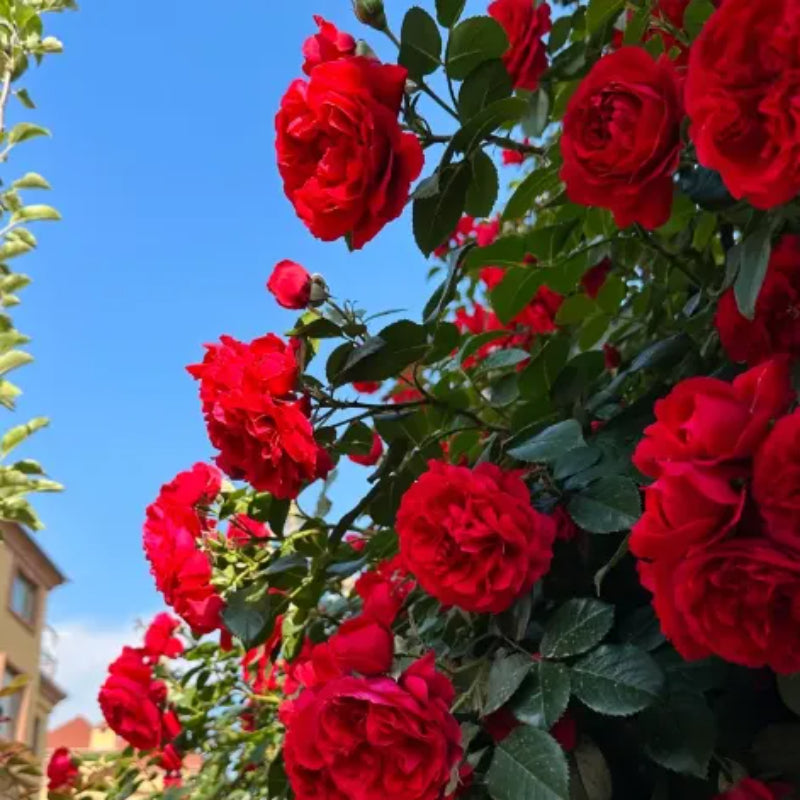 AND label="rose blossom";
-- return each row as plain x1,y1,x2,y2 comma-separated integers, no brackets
301,15,356,75
47,747,79,792
488,0,551,91
561,47,683,229
581,258,611,299
714,779,792,800
632,357,793,478
396,461,556,613
347,430,383,466
281,653,462,800
143,612,184,661
715,235,800,366
267,260,312,309
276,56,423,249
352,380,381,394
